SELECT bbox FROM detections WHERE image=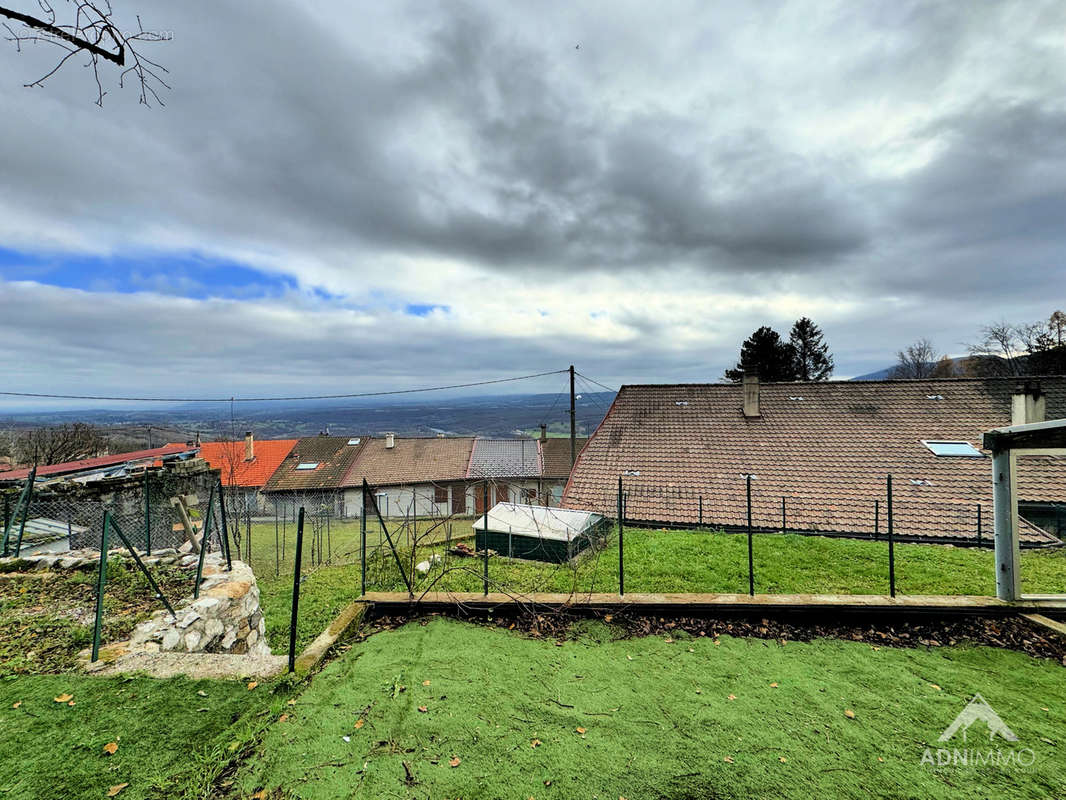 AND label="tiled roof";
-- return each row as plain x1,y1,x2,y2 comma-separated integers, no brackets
262,436,366,492
467,438,542,479
192,439,297,488
0,444,197,484
342,437,475,488
562,377,1066,545
540,437,588,478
